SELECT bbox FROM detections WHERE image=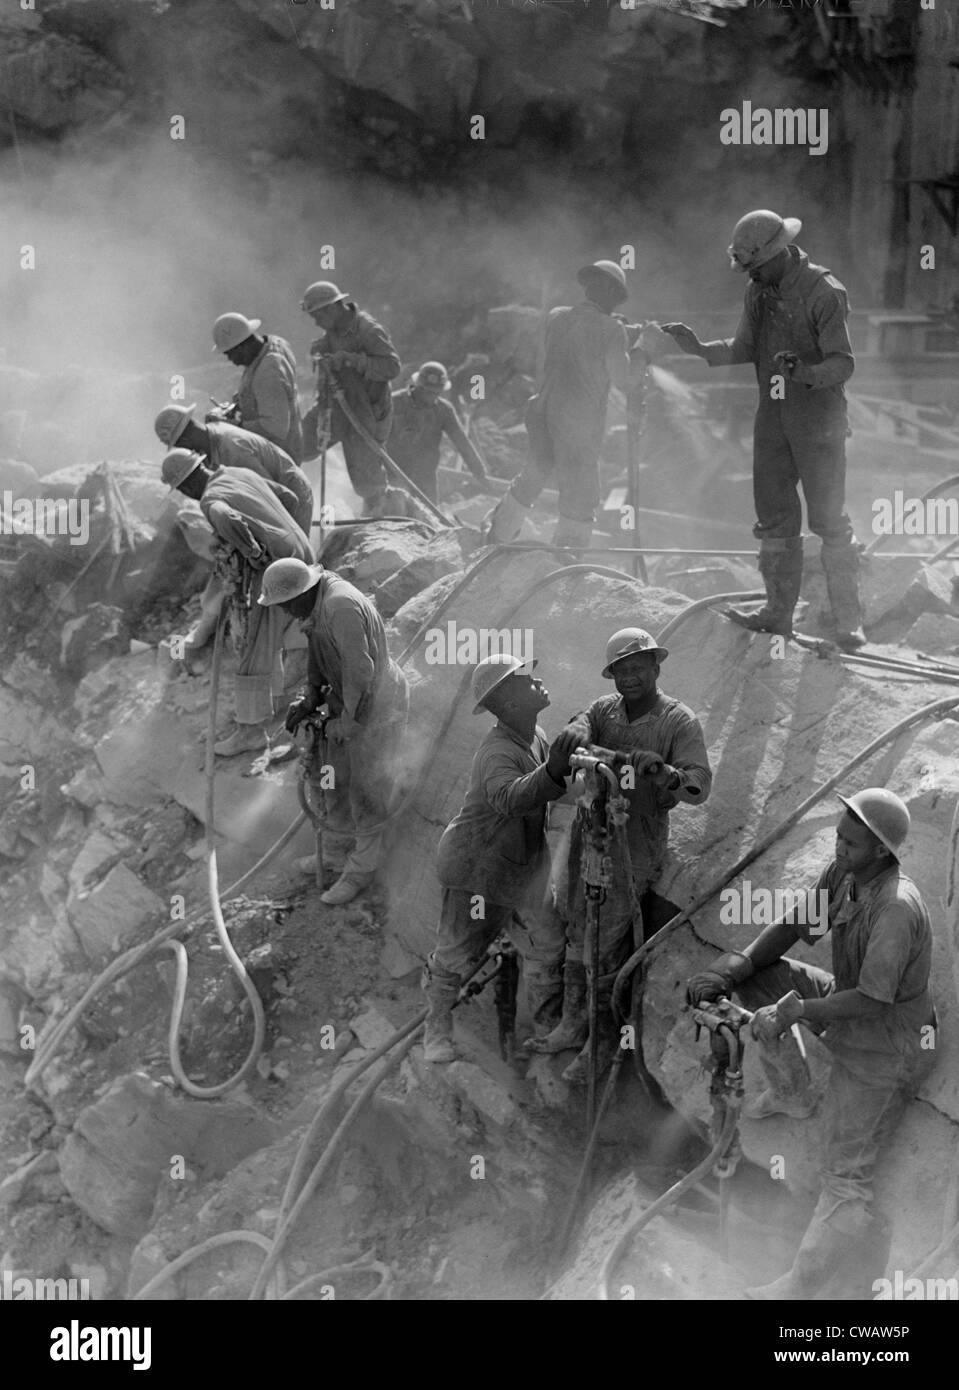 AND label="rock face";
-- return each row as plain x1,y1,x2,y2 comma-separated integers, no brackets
58,1072,279,1239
